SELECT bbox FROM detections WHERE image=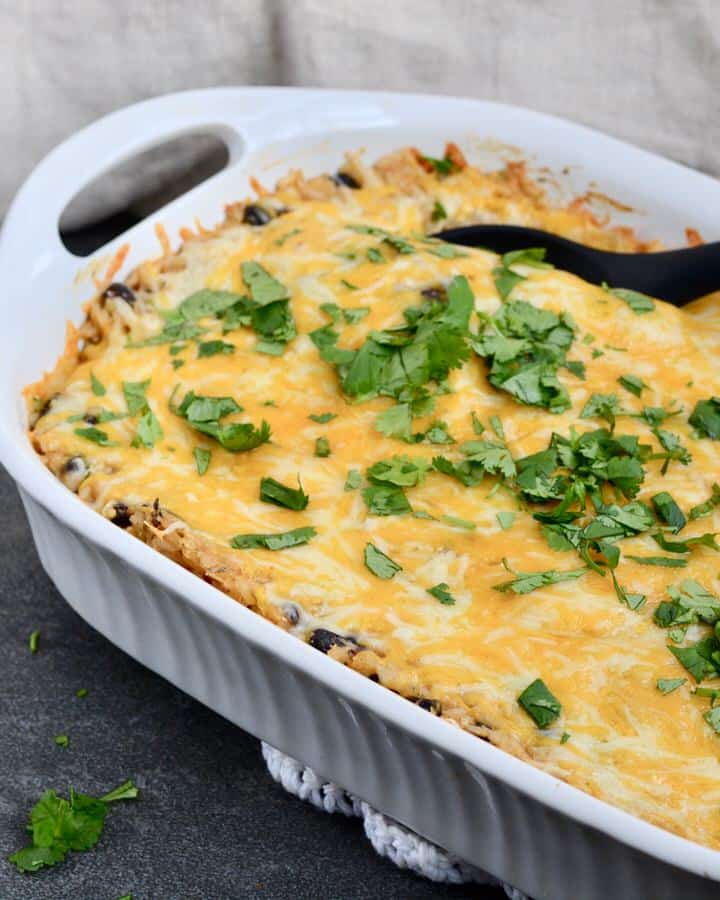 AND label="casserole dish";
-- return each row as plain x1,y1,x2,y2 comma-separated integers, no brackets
2,87,720,899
